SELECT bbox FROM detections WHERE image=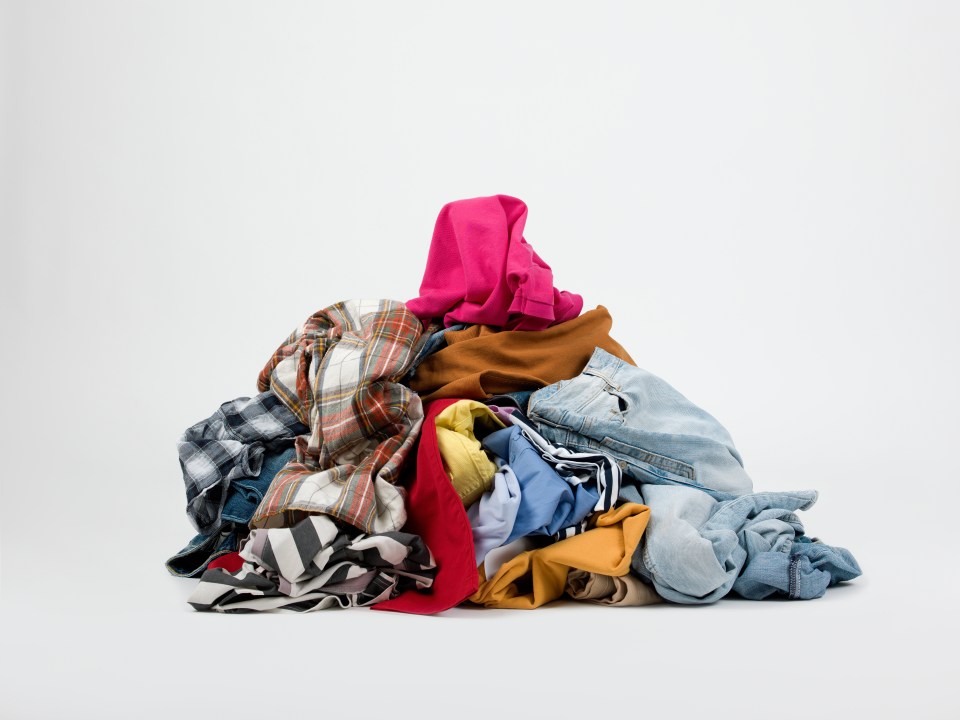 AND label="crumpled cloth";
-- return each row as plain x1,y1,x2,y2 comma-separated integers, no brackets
177,391,306,535
470,503,650,609
406,194,583,330
167,447,297,577
408,306,633,404
188,515,436,613
467,460,522,567
733,536,861,600
633,488,861,604
434,399,505,507
372,398,481,615
565,570,662,607
251,299,424,533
